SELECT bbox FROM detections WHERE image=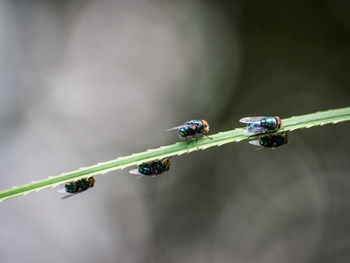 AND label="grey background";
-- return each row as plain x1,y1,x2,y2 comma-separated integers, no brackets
1,0,350,262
